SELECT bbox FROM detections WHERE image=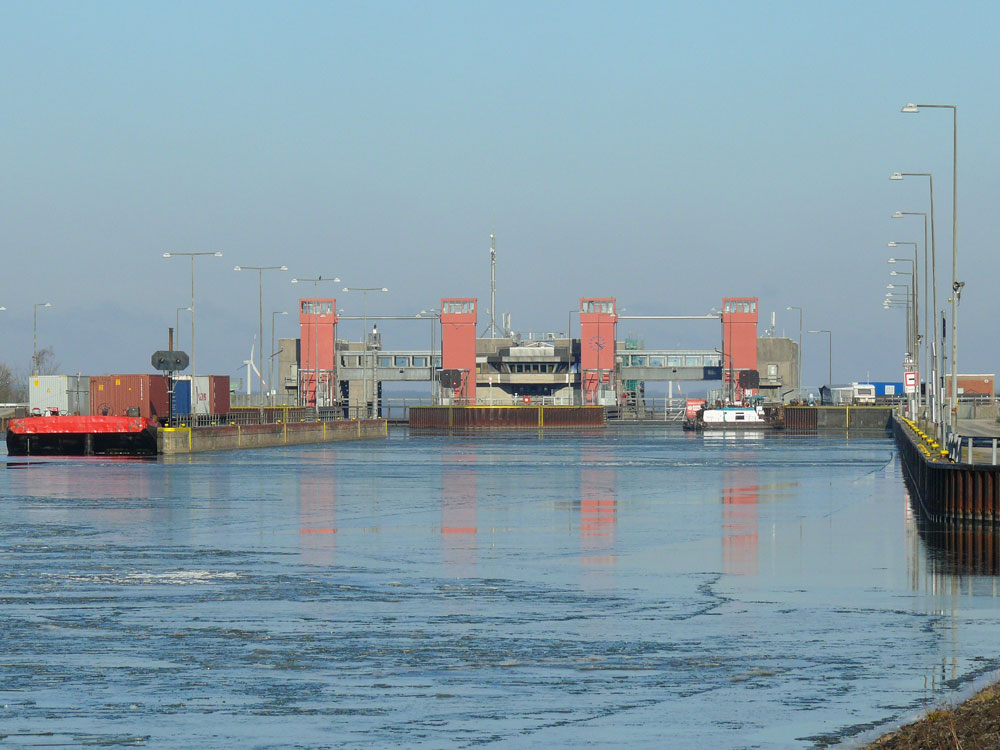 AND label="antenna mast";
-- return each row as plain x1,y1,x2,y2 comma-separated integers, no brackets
482,232,501,338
